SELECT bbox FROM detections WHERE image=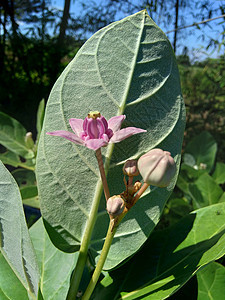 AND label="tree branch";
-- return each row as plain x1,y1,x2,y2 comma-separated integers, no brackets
166,14,225,34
